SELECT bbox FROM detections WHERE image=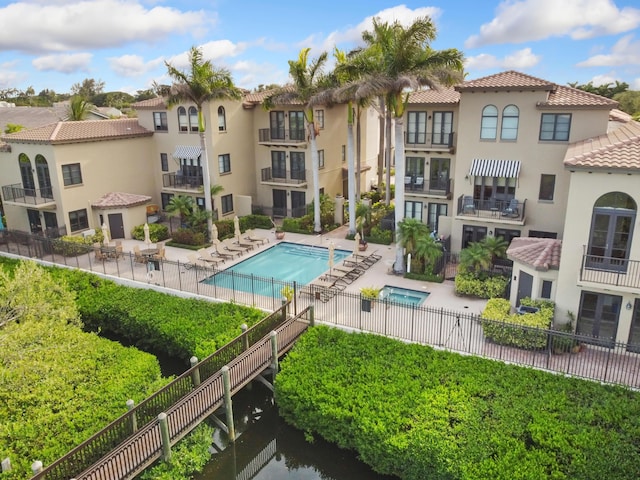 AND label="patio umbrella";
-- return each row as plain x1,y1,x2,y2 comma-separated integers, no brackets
354,232,361,258
328,241,335,275
233,216,241,241
143,223,151,248
101,223,110,246
212,223,219,242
